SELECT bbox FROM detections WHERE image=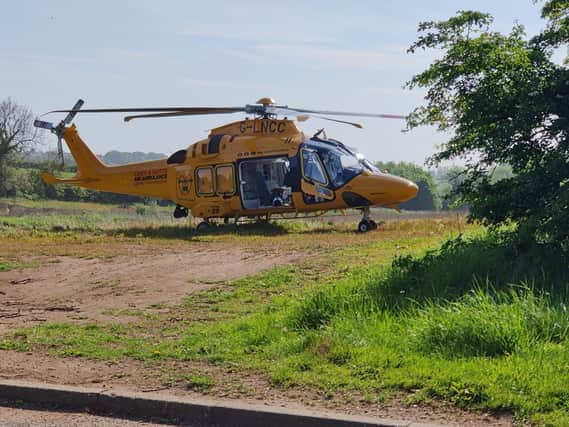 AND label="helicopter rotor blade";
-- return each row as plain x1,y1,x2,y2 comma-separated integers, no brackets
279,107,406,120
44,101,406,128
57,136,64,169
61,99,85,125
48,107,245,115
315,116,363,128
267,107,364,128
123,109,243,122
